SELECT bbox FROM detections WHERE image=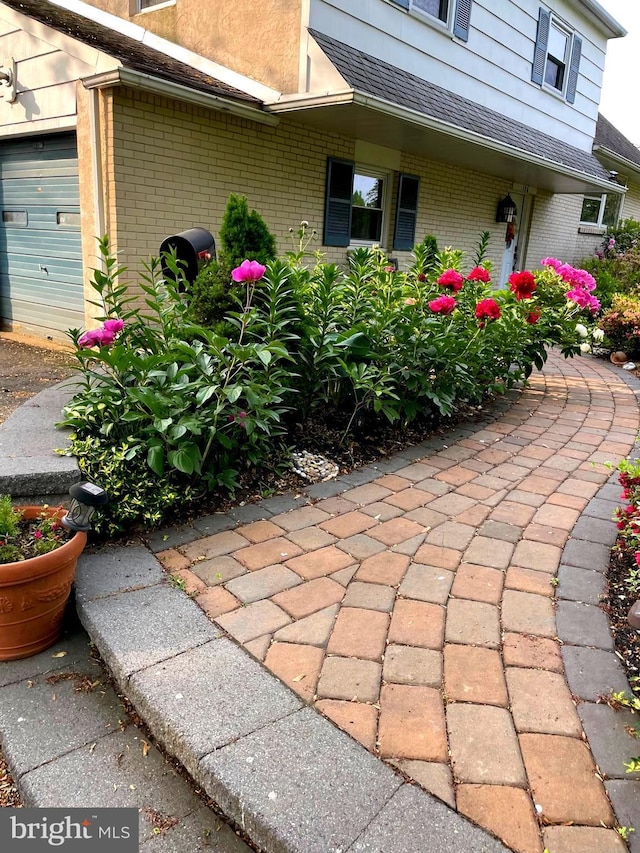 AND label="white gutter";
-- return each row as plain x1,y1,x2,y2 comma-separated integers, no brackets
267,89,624,193
569,0,626,39
47,0,281,102
82,67,280,127
593,145,640,182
